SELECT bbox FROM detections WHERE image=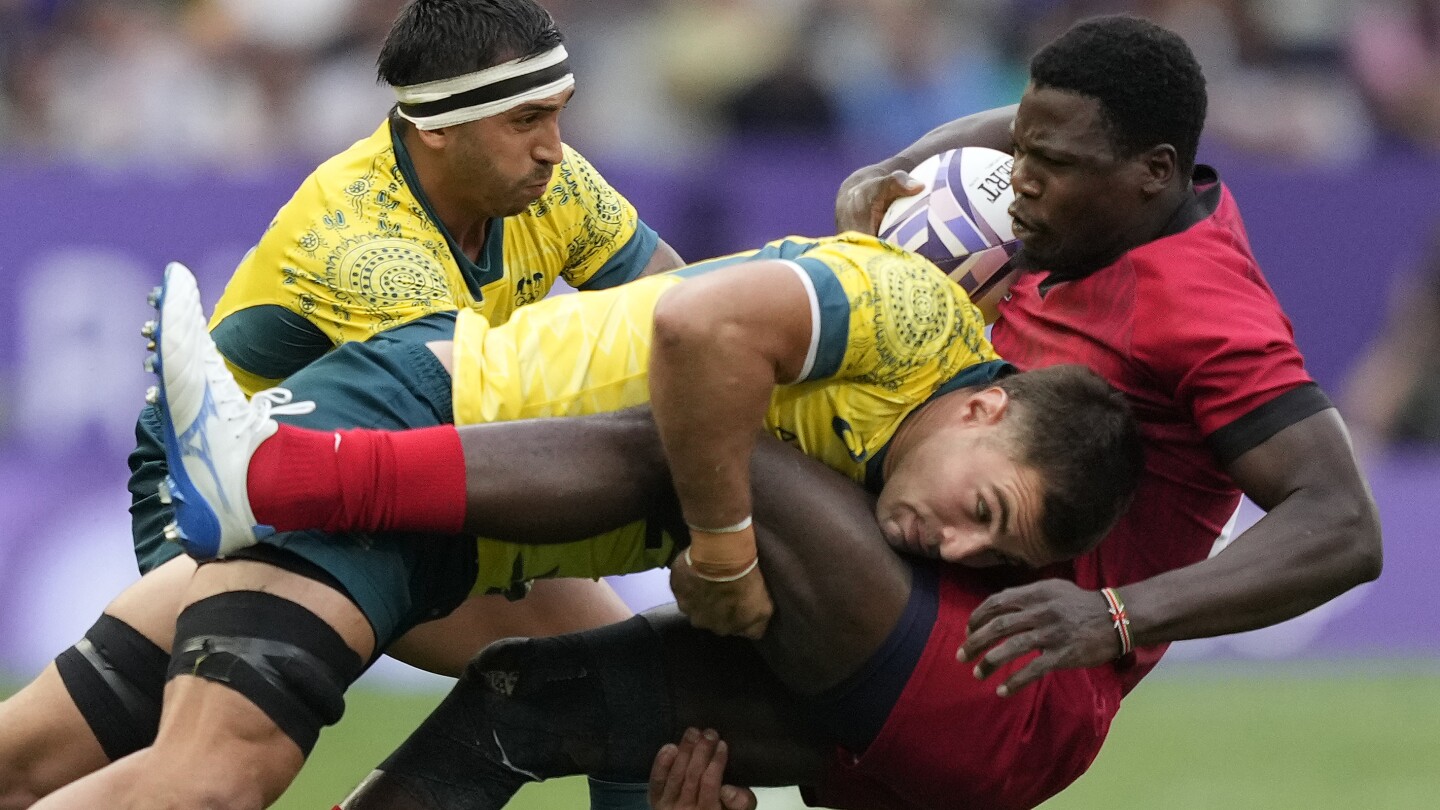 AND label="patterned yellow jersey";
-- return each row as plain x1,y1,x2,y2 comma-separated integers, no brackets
209,119,658,395
452,233,1012,593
